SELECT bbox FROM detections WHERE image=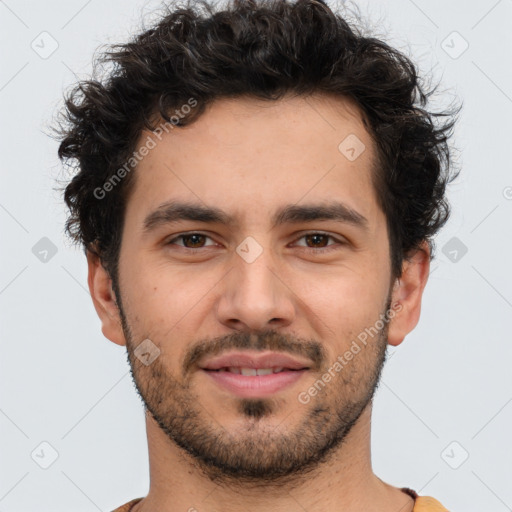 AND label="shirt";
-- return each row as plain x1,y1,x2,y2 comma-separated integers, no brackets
111,487,449,511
